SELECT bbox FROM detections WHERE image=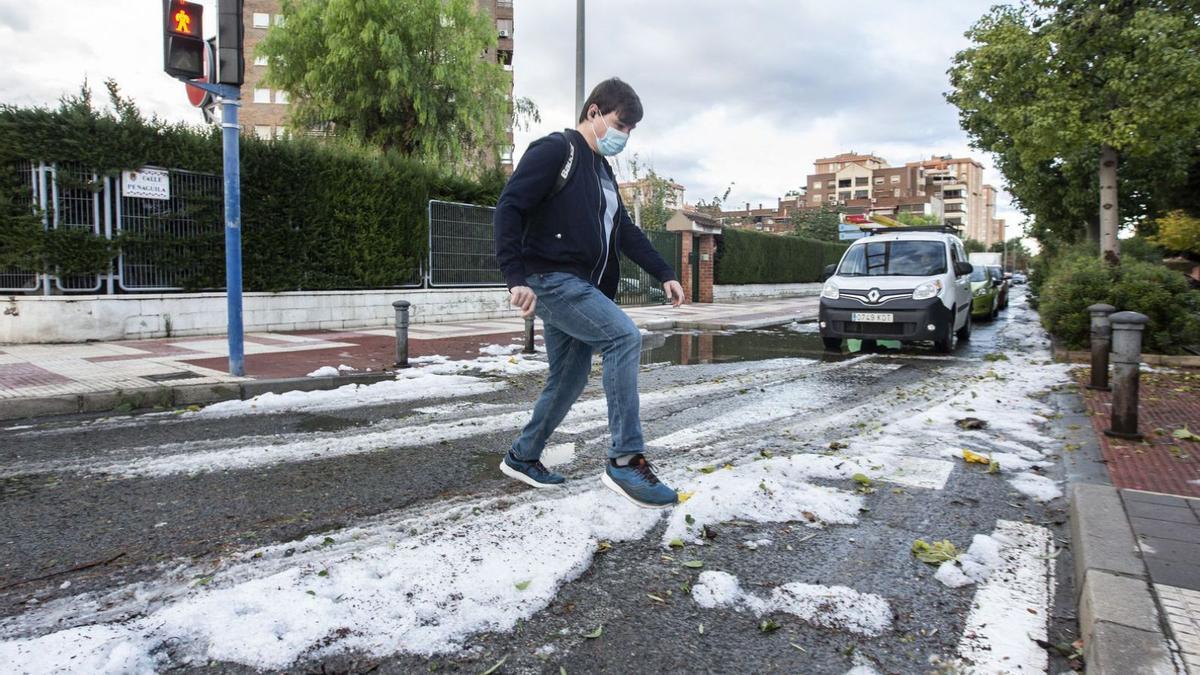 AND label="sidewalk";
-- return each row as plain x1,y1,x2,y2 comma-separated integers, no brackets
0,296,819,419
1070,366,1200,674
